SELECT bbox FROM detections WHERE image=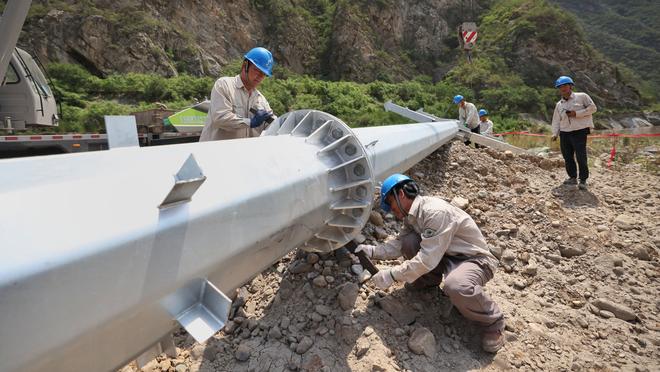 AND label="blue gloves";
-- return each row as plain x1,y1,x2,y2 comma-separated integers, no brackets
250,109,272,128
